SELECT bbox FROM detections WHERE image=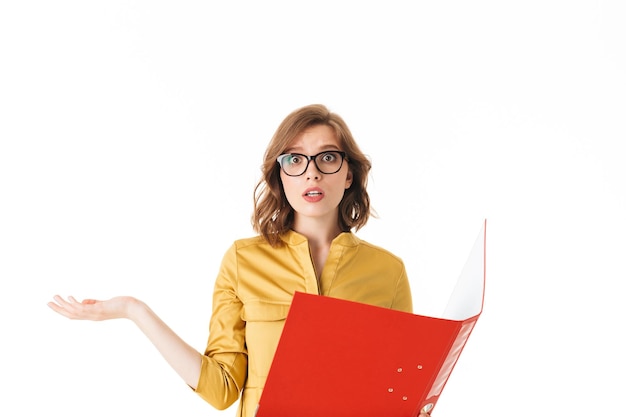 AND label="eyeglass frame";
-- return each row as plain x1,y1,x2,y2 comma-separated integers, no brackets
276,151,348,177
